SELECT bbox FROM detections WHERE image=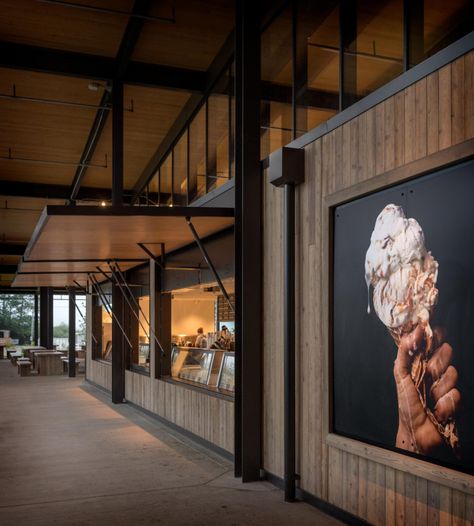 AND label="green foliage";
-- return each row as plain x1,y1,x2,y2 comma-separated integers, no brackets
0,294,34,344
53,322,69,338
